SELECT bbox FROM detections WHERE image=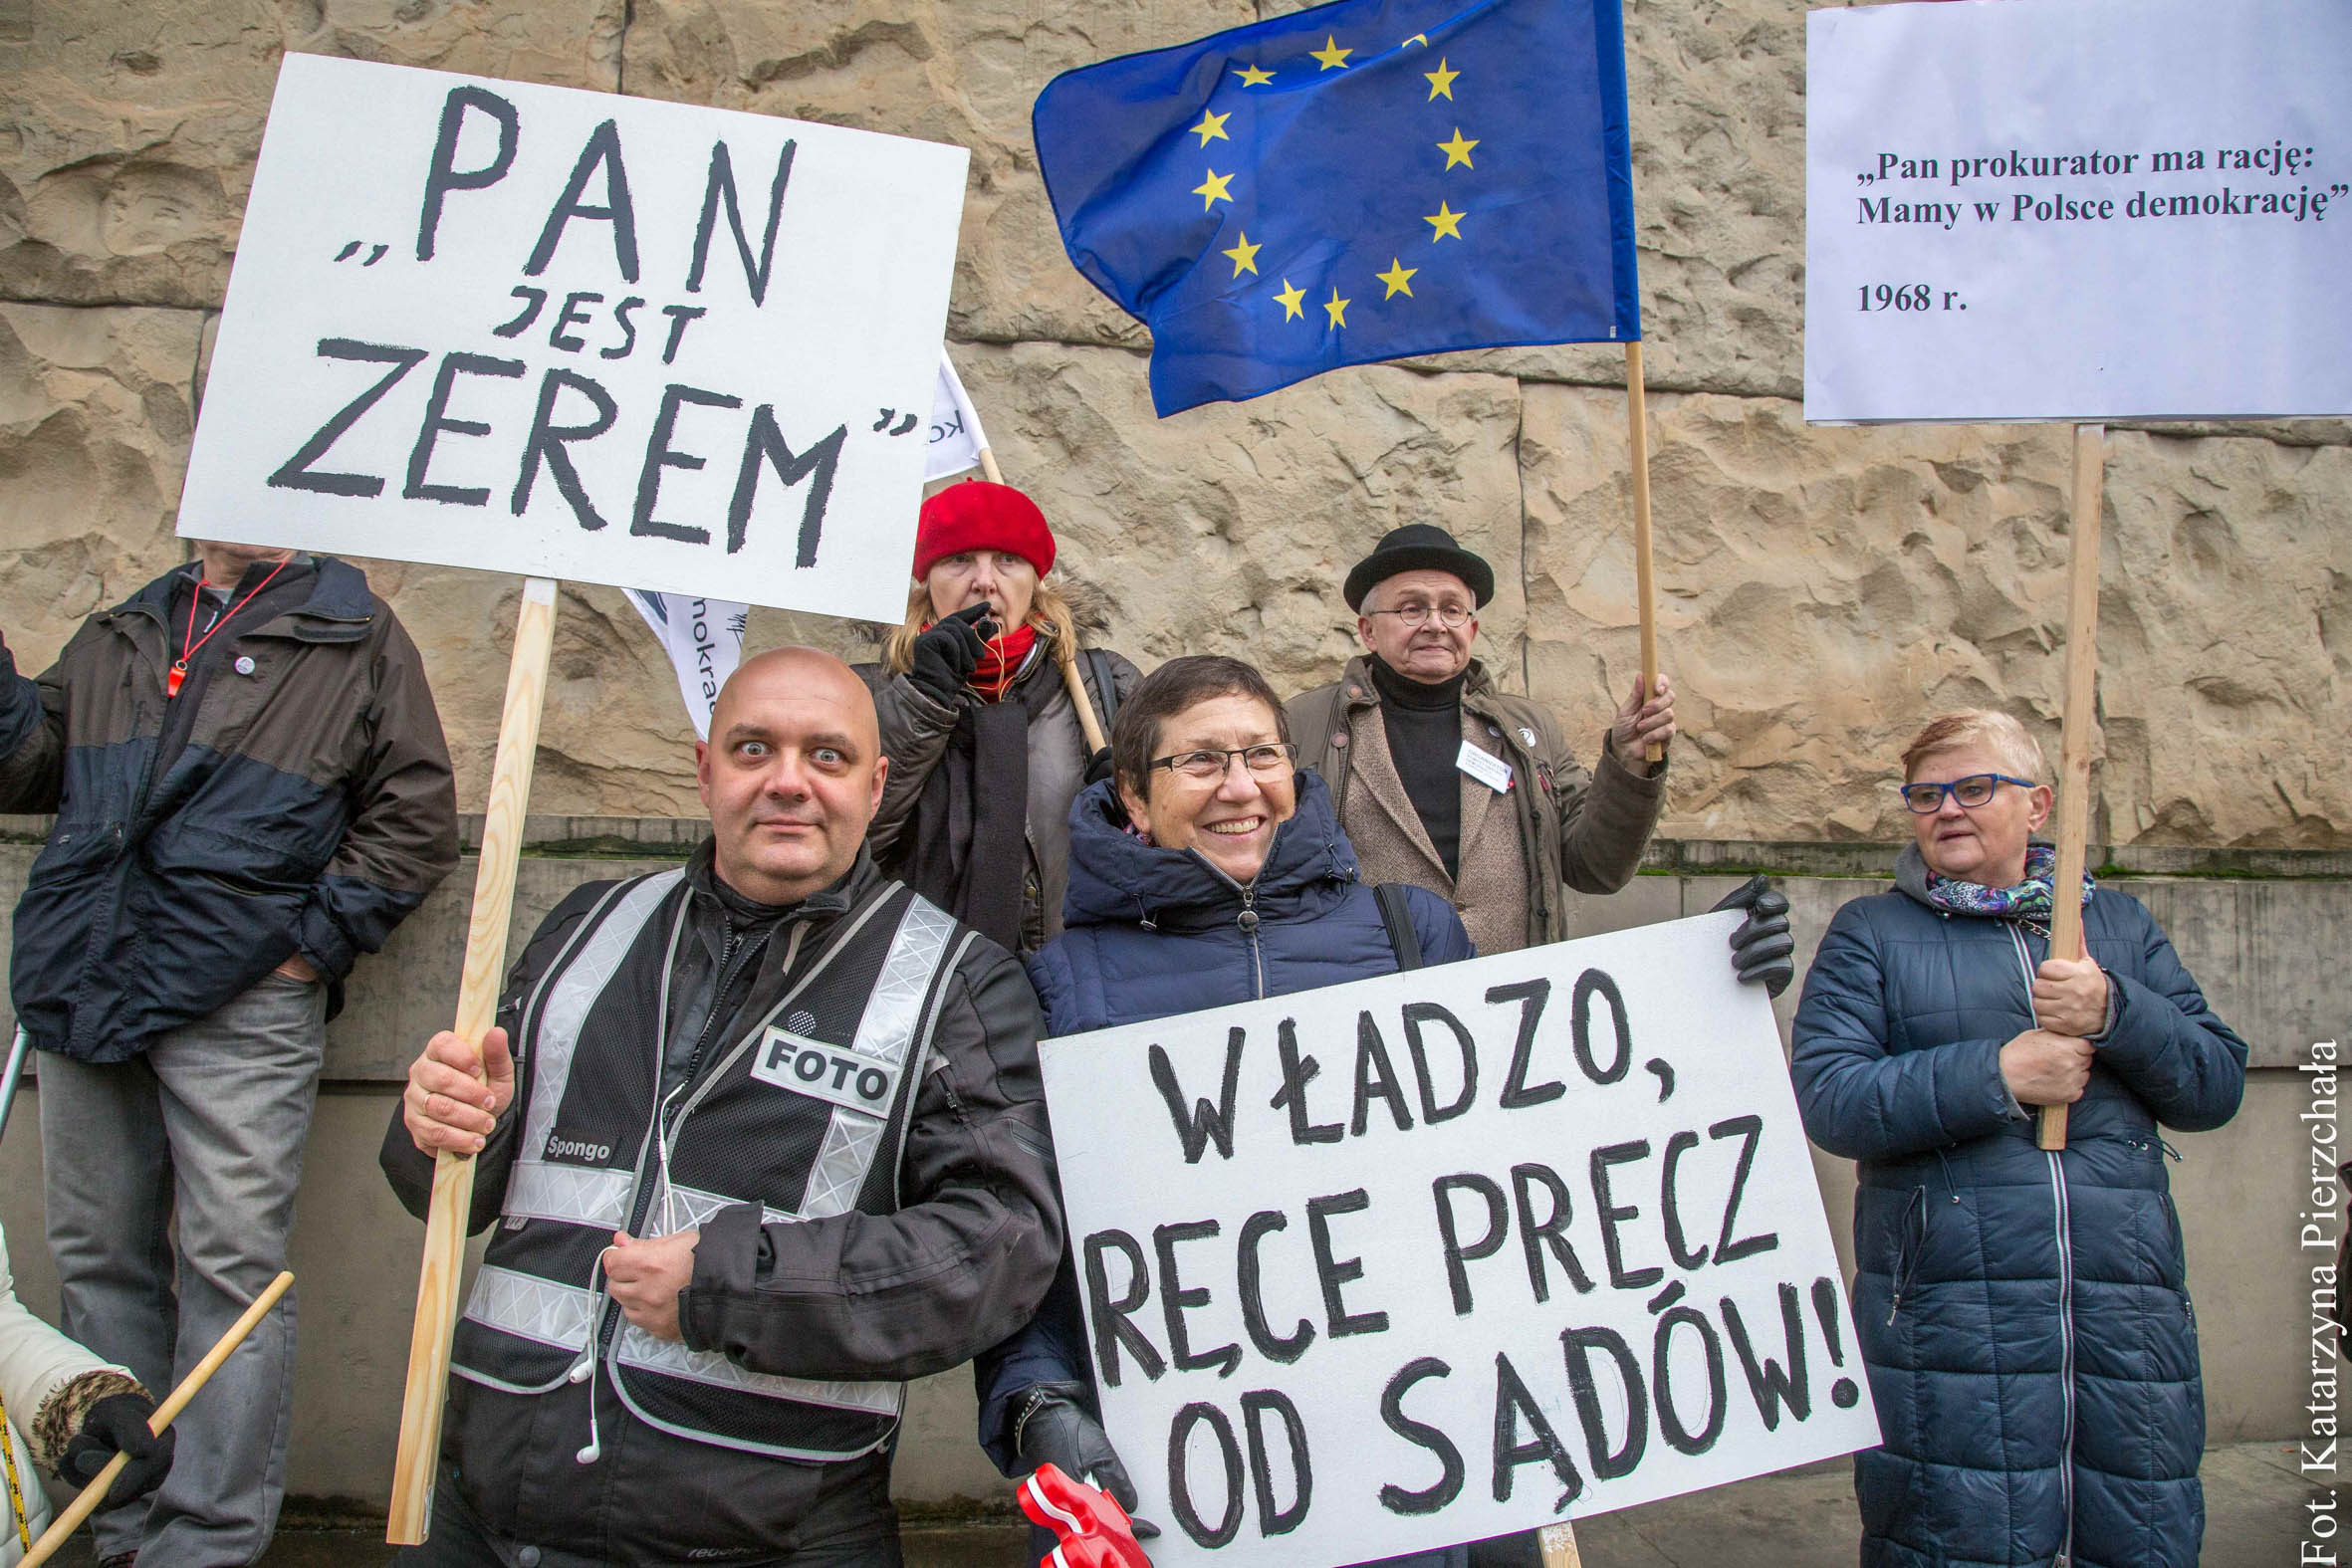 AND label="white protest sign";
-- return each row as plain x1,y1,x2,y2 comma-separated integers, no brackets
623,589,745,741
1805,0,2352,423
1038,913,1879,1568
180,55,969,621
925,350,990,482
